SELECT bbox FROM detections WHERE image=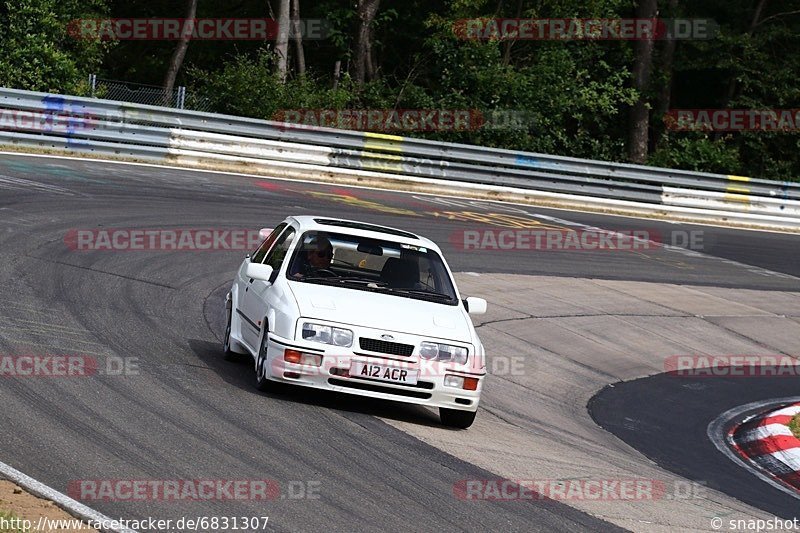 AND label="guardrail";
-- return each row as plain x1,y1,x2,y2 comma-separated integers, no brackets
1,86,799,229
